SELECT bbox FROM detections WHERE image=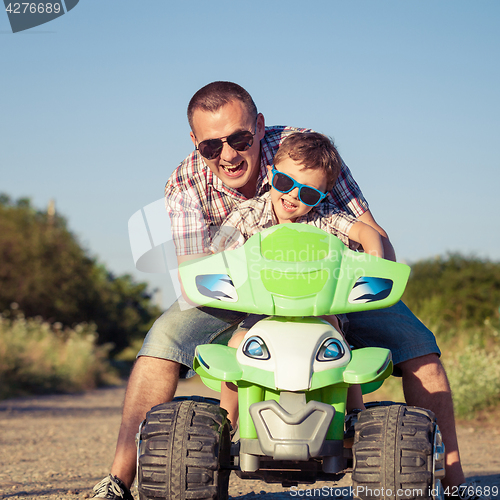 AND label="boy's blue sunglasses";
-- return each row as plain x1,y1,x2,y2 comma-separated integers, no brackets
271,166,327,207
